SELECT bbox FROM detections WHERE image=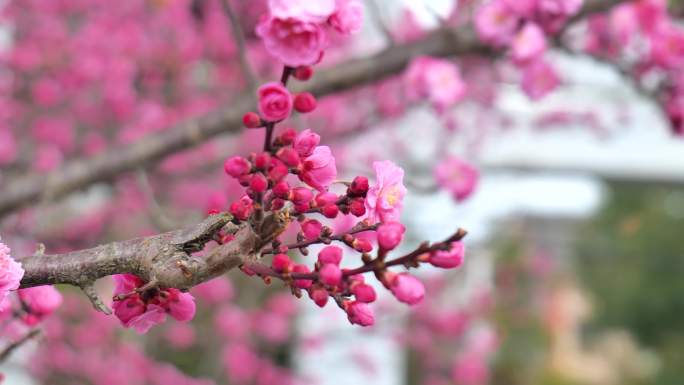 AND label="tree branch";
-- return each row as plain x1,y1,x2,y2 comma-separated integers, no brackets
0,0,622,219
17,213,289,310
